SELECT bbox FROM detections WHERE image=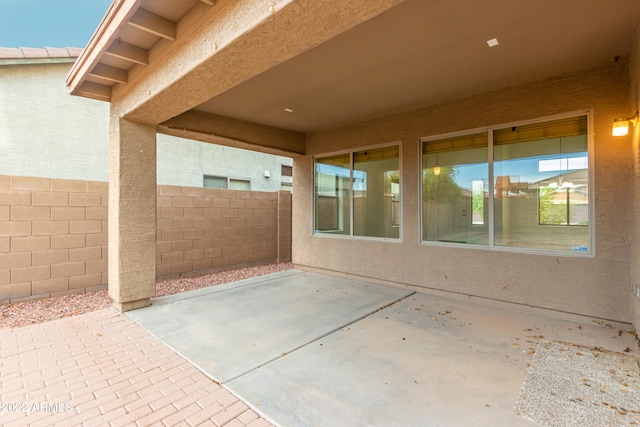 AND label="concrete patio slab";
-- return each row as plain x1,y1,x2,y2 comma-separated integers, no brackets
126,270,414,383
225,290,639,427
125,269,639,427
